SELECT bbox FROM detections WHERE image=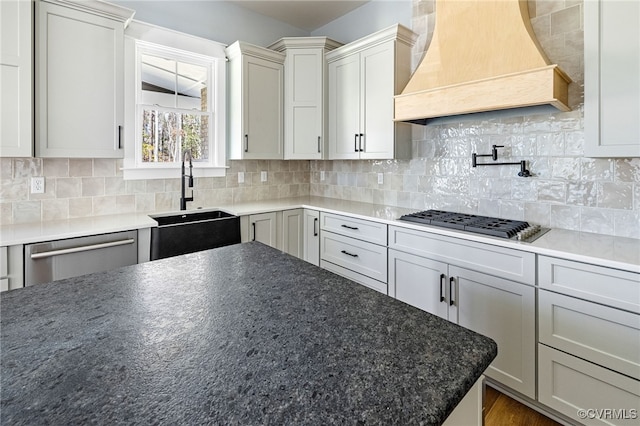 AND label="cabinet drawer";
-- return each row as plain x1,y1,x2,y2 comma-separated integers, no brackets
539,290,640,380
321,231,387,283
538,344,640,426
389,226,535,285
321,260,387,294
538,256,640,314
320,212,387,245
